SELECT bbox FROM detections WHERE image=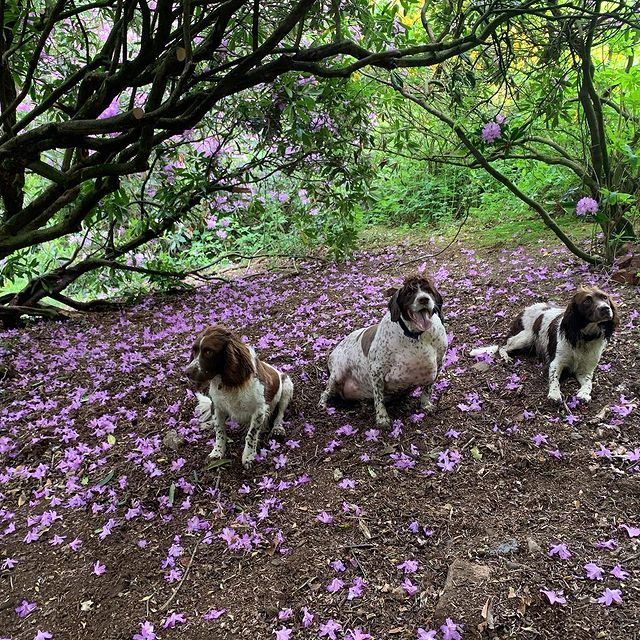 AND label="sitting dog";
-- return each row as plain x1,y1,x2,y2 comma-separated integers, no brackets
184,325,293,468
471,286,619,403
319,274,447,427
